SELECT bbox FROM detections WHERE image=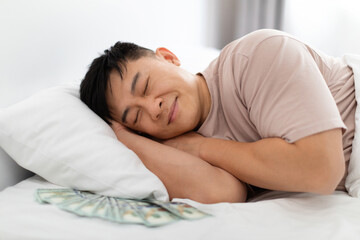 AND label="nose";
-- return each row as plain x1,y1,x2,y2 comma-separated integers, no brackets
146,97,163,121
